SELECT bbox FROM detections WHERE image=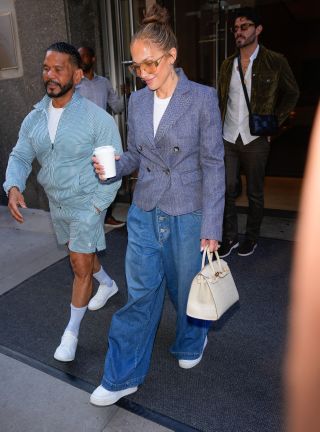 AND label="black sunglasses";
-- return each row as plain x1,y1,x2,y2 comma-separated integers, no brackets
230,22,255,34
